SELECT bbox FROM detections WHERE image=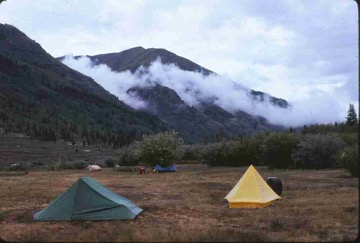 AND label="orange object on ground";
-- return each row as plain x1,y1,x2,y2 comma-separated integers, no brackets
138,166,145,174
